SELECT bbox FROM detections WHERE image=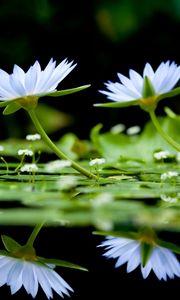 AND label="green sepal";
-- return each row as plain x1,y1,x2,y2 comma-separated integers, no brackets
142,76,155,98
0,250,11,256
38,257,88,271
94,99,139,108
93,231,138,240
158,86,180,101
1,235,21,252
140,242,154,267
157,239,180,254
3,102,21,115
39,85,91,98
0,98,22,108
